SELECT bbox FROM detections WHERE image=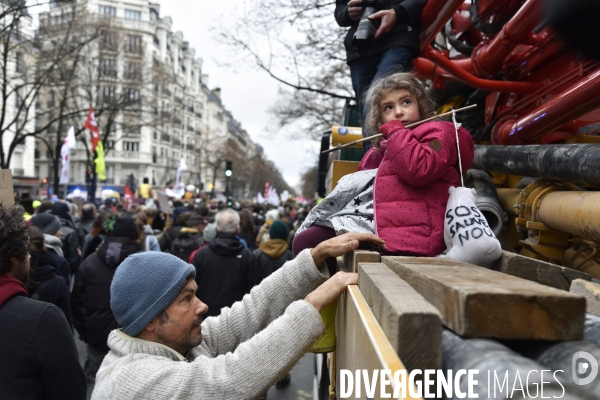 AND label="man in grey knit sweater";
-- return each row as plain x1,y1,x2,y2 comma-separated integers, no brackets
92,232,385,399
